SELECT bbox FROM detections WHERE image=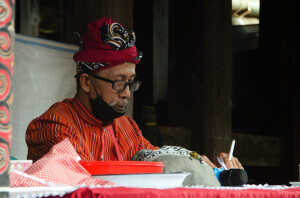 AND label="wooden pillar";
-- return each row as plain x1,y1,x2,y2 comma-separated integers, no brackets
153,0,169,104
0,0,14,196
279,0,300,183
191,1,232,159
